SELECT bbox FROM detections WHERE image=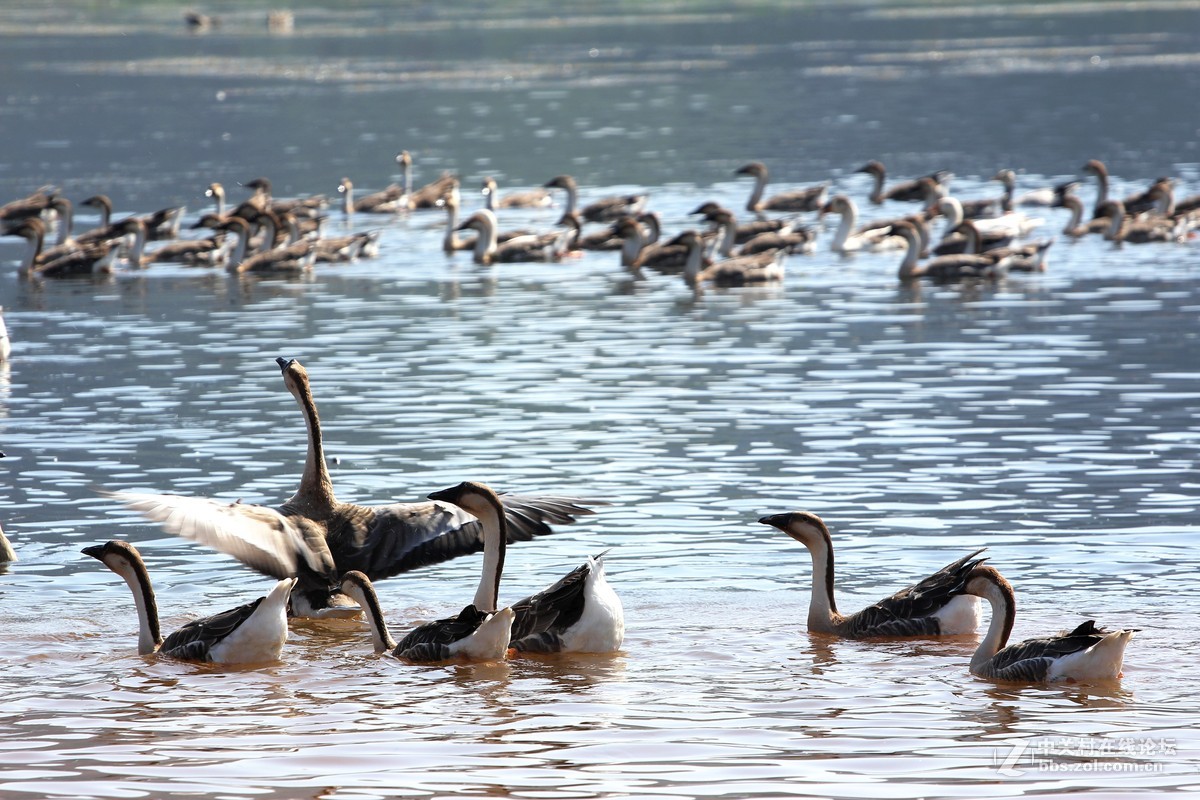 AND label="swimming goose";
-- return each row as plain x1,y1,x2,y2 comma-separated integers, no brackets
963,565,1135,683
218,215,315,273
0,308,9,362
894,220,1010,282
340,570,515,663
395,151,459,210
205,183,227,219
0,523,14,563
277,212,377,263
456,209,574,265
556,211,626,251
735,161,827,215
679,230,785,287
482,177,552,210
818,195,914,254
949,220,1054,273
615,216,697,272
0,187,57,223
5,217,119,278
857,161,952,205
543,175,647,223
758,511,986,638
1096,199,1186,244
689,201,793,244
695,204,814,256
83,540,295,663
242,177,327,219
937,196,1042,240
430,481,623,654
110,357,600,618
1055,194,1109,238
1080,160,1168,218
338,177,404,216
993,169,1078,209
78,194,186,242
